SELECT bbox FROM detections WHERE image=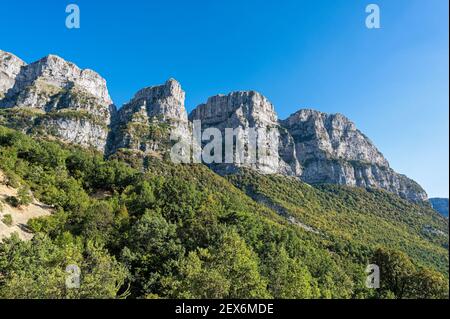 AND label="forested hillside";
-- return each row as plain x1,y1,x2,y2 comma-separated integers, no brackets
0,125,448,299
